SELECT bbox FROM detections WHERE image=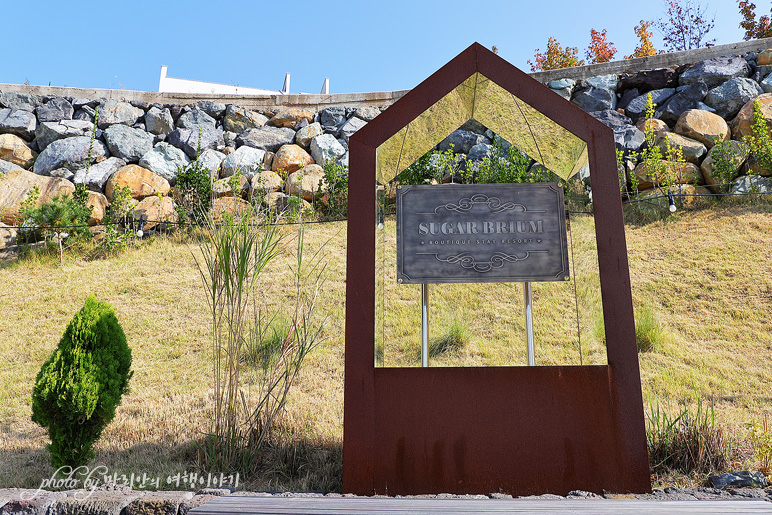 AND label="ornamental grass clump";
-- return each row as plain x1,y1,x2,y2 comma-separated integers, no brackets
31,296,133,469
